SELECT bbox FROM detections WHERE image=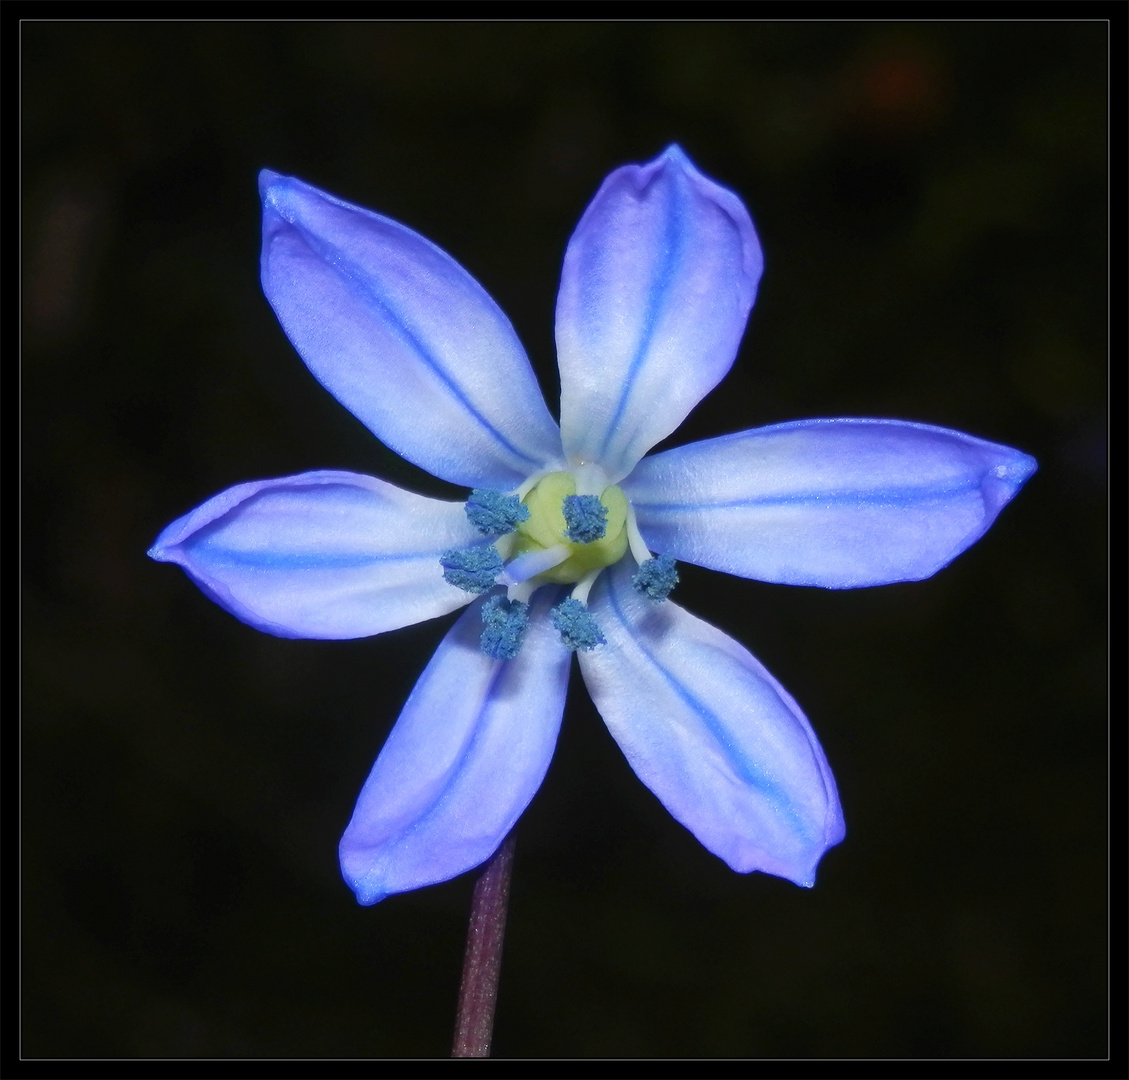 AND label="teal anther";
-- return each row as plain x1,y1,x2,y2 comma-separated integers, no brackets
465,489,530,536
632,554,679,602
480,595,530,659
562,494,608,543
550,597,606,651
440,546,503,594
